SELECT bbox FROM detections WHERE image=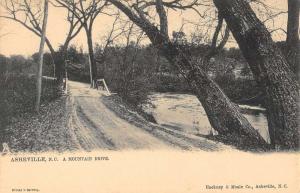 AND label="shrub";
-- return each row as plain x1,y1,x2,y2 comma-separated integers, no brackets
215,76,263,105
0,73,61,144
